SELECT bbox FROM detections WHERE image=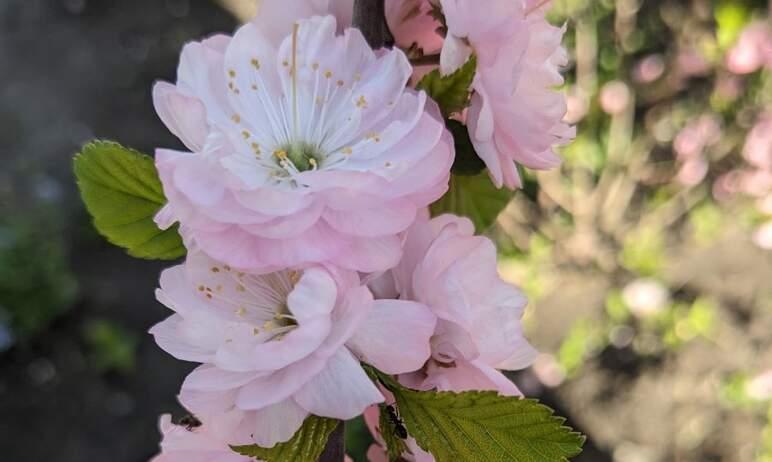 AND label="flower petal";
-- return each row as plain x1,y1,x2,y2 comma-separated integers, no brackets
294,348,384,419
347,300,436,374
